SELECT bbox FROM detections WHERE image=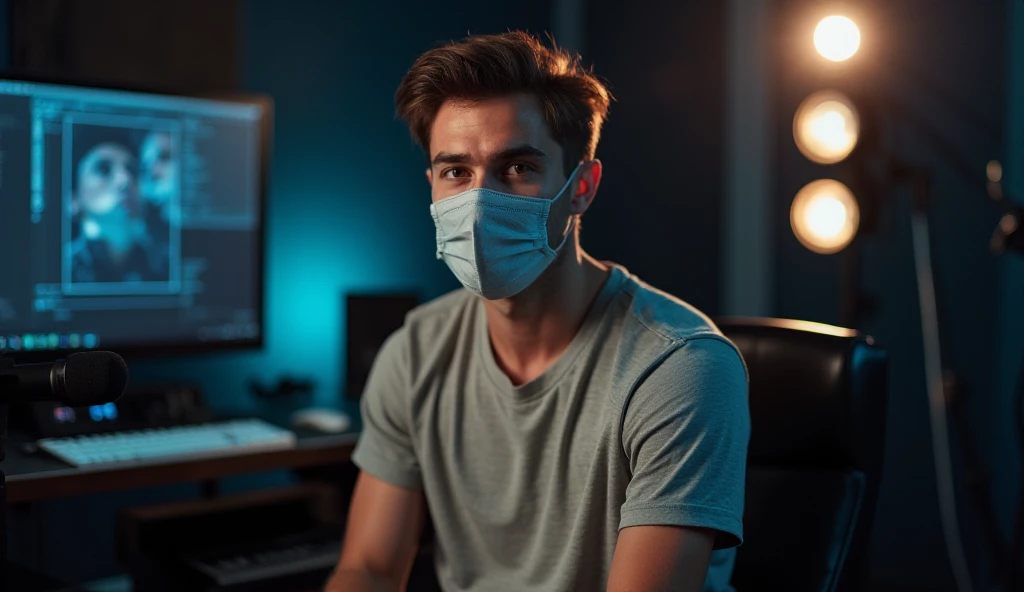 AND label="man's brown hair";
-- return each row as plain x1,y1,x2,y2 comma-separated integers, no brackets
395,31,612,176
